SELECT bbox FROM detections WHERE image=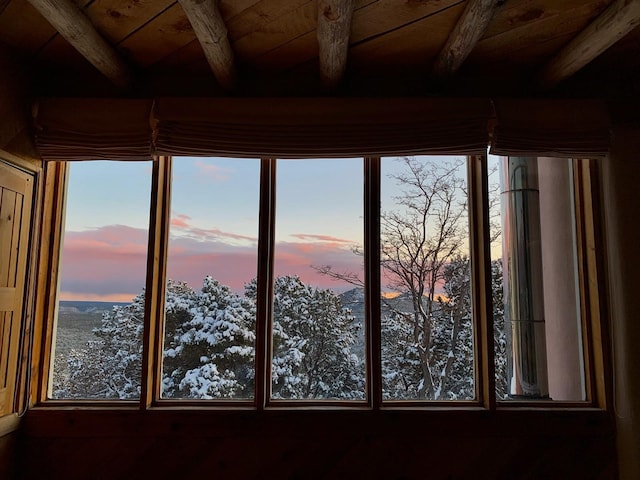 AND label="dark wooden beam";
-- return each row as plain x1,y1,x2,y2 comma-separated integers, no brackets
26,0,133,89
177,0,236,90
317,0,355,89
432,0,503,80
538,0,640,90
